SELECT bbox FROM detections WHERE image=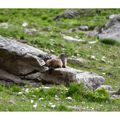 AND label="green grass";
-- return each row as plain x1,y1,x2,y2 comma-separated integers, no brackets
0,9,120,111
0,84,119,111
